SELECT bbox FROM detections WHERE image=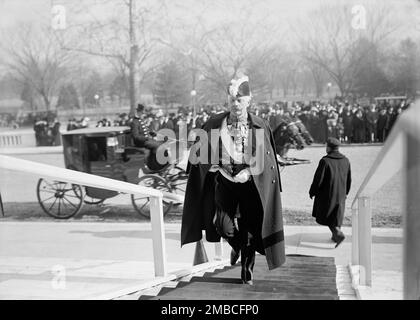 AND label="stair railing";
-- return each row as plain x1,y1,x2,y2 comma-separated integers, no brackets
350,100,420,299
0,154,183,278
